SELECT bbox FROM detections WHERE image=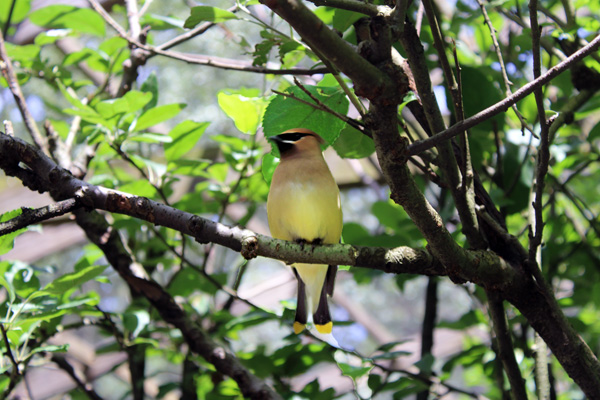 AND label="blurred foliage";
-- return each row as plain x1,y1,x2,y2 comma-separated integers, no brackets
0,0,599,398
